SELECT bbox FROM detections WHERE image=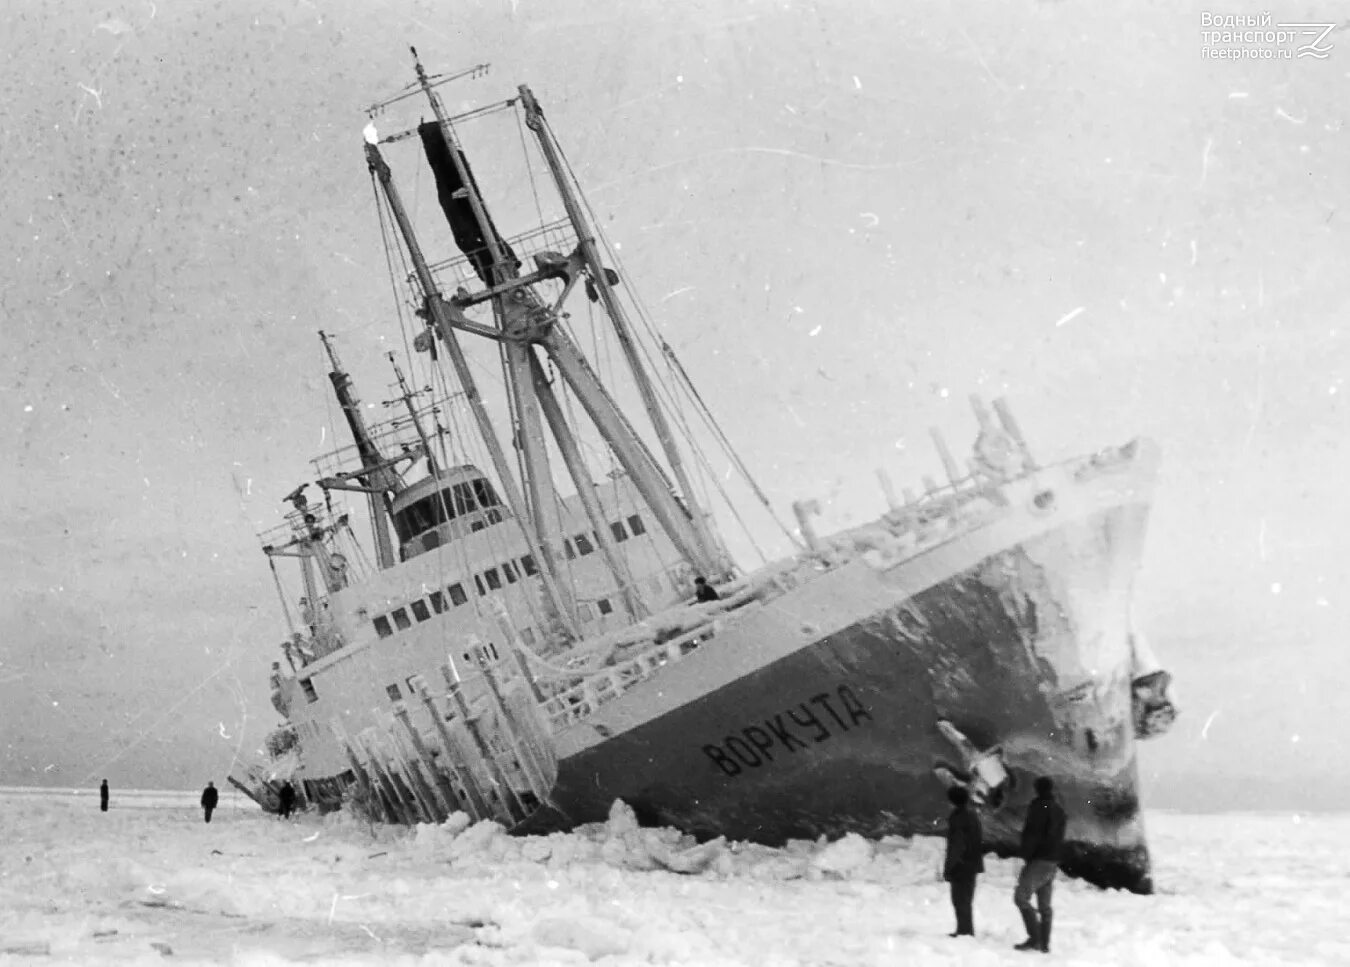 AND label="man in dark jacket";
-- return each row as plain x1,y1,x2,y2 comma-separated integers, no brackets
99,779,109,813
201,781,219,824
278,781,297,819
943,785,984,937
1013,776,1068,953
694,577,720,603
